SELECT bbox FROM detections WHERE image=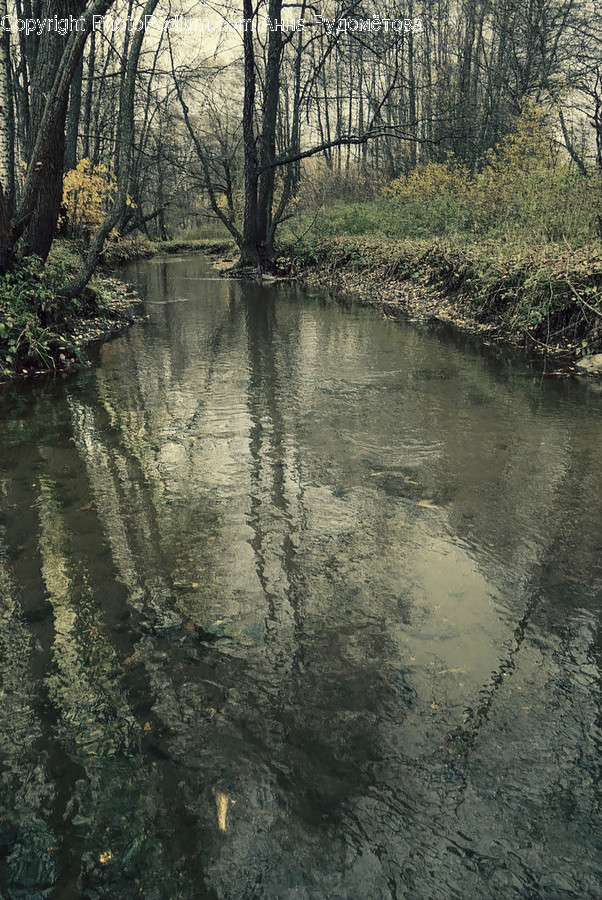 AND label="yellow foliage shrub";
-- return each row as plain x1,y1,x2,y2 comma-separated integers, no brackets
378,101,596,242
62,159,119,235
384,102,553,206
484,100,552,179
479,101,574,230
383,157,474,201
